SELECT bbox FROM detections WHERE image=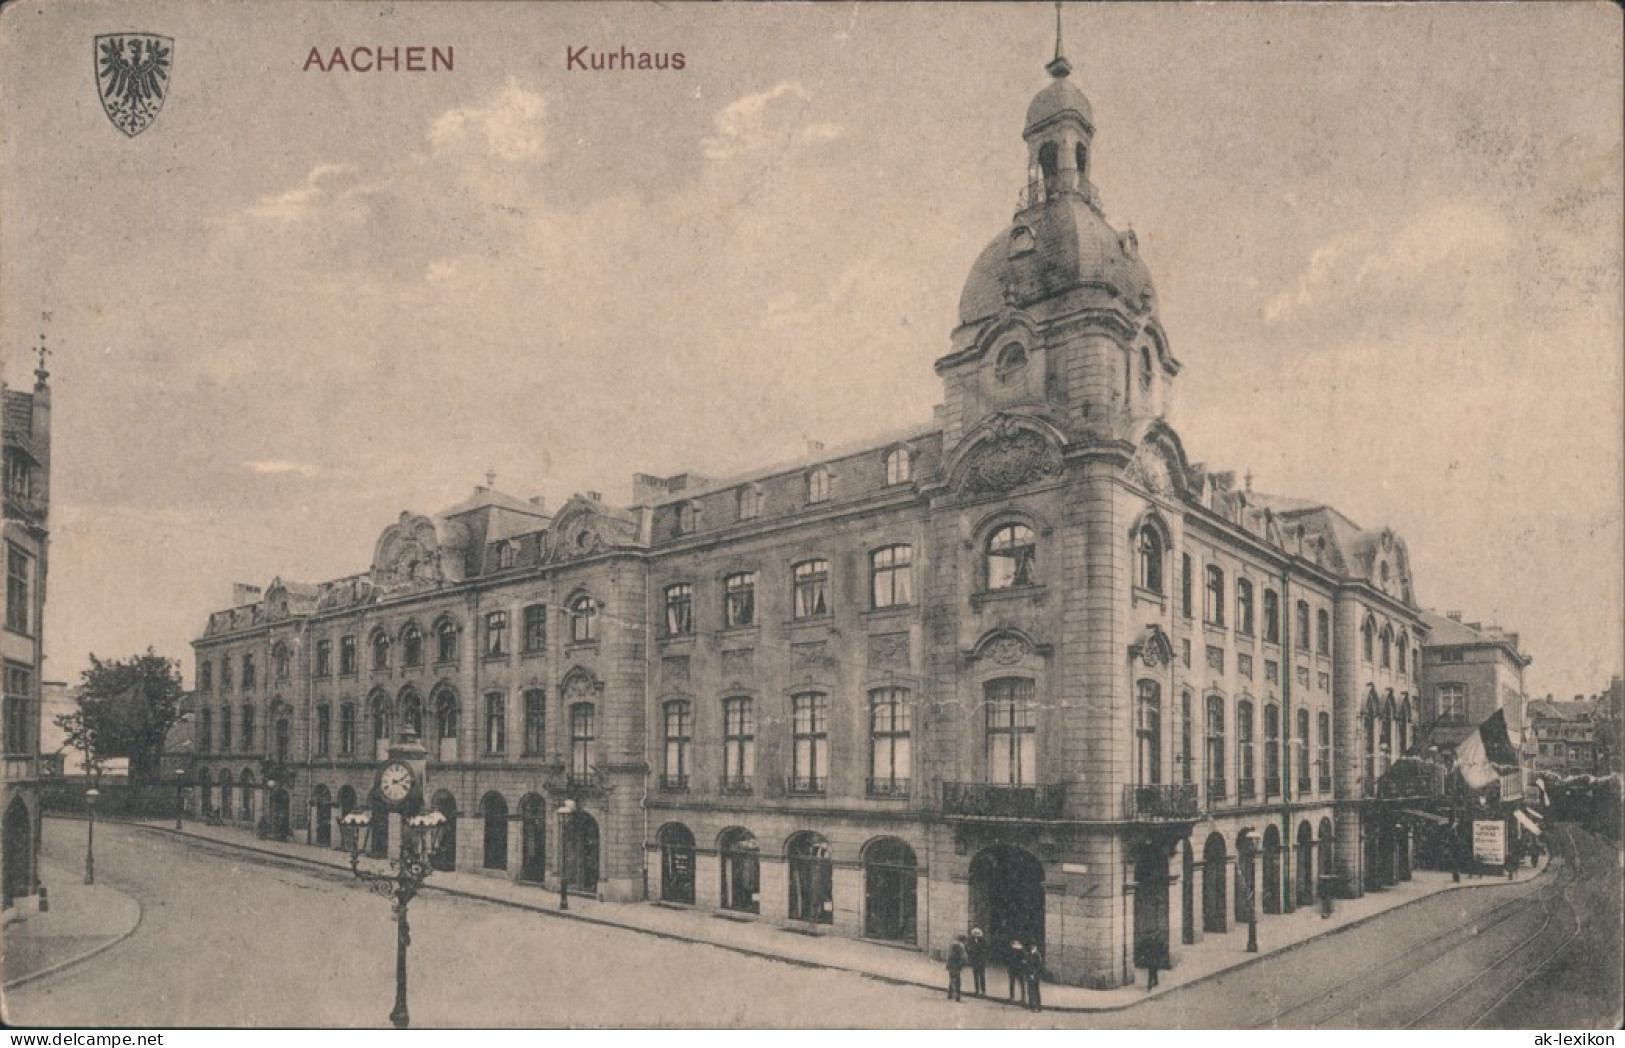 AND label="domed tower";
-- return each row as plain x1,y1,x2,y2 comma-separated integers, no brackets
937,19,1179,450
